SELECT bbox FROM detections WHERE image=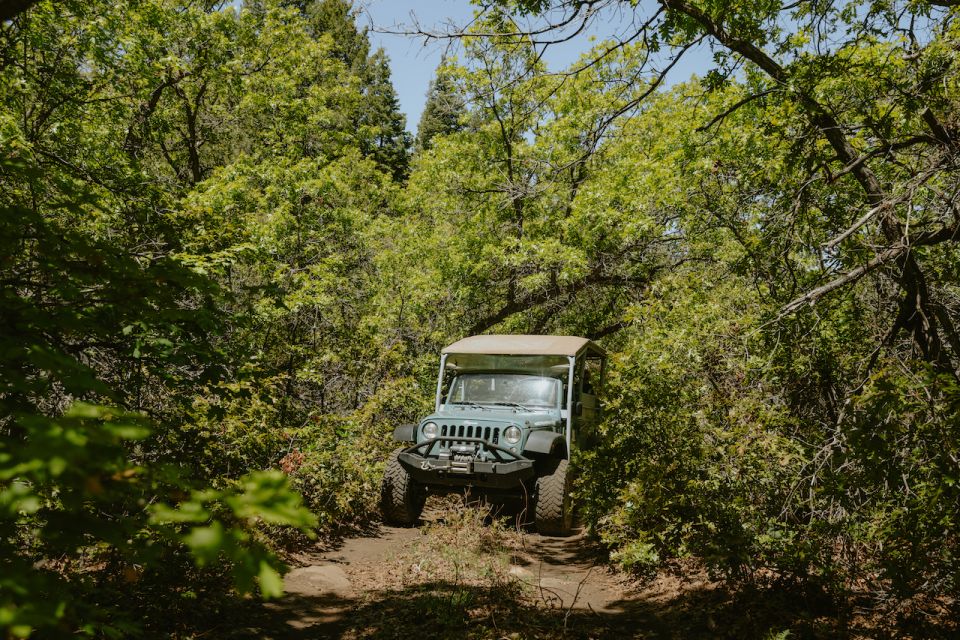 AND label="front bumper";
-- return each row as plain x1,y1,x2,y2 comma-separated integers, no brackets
398,437,535,489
